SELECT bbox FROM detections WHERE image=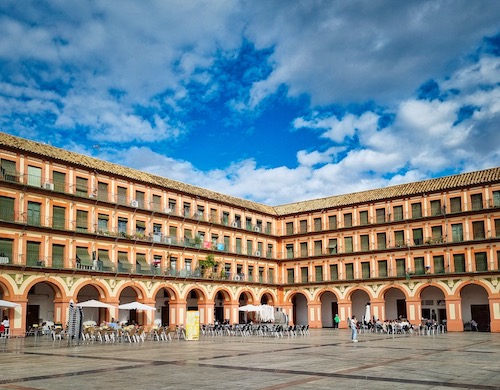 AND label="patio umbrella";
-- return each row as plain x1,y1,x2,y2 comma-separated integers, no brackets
364,303,371,324
238,304,260,312
118,301,156,311
0,299,20,308
76,299,115,309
